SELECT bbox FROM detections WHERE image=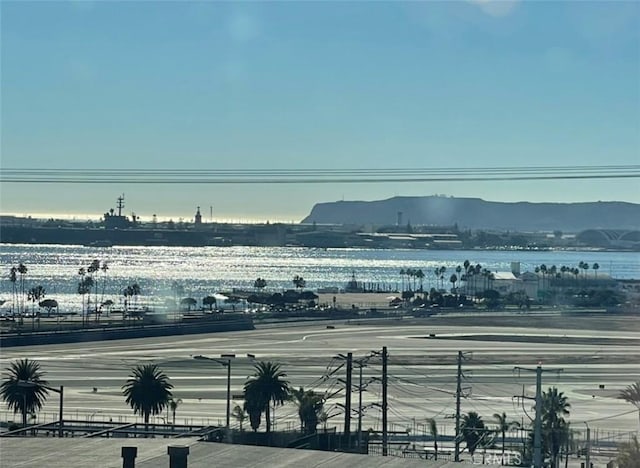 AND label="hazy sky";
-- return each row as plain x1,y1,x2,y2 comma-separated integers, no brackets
2,0,639,222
